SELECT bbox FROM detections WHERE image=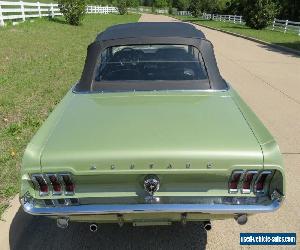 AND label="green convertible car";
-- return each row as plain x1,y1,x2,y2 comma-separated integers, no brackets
20,22,285,231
